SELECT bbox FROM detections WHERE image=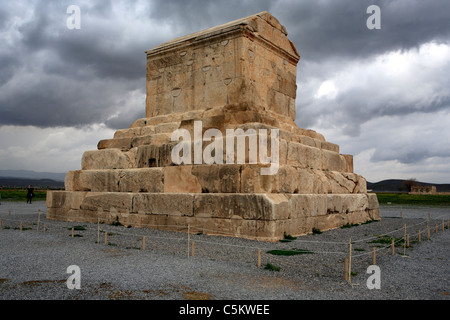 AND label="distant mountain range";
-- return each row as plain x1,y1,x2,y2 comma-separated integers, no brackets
0,170,66,181
367,179,450,192
0,170,65,188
